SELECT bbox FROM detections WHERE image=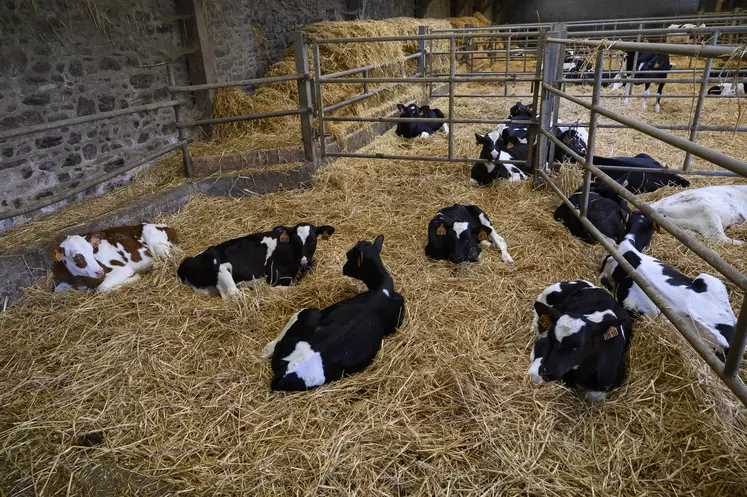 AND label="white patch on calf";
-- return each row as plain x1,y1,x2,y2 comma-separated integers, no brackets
296,225,311,246
470,178,480,187
486,163,495,173
141,224,173,259
478,212,513,263
554,315,586,342
382,289,390,297
262,236,278,264
488,126,505,143
216,262,240,299
264,309,305,358
498,151,512,163
452,221,469,239
419,131,430,138
97,266,139,293
59,235,104,279
441,124,449,134
583,310,616,323
283,341,326,388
